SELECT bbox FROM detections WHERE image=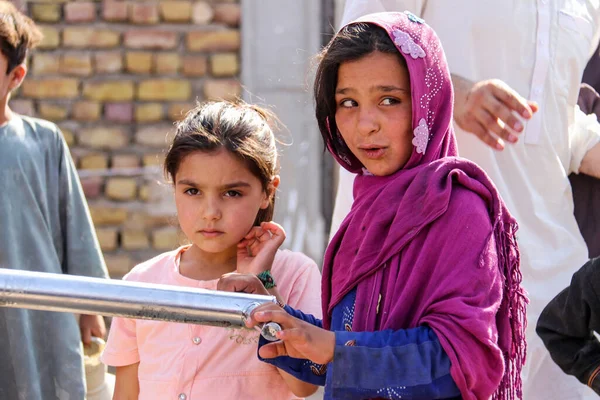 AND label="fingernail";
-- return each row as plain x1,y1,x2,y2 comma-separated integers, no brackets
509,135,518,143
513,121,522,131
255,312,265,318
495,143,504,150
522,110,531,118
